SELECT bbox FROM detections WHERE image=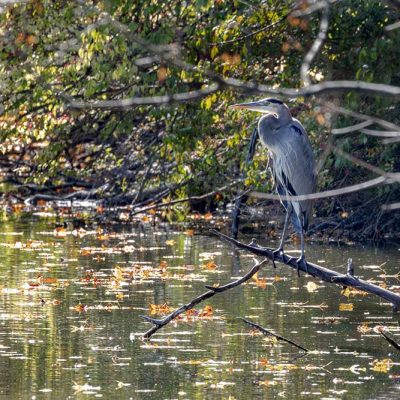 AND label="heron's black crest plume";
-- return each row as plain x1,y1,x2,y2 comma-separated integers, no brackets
266,98,284,105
